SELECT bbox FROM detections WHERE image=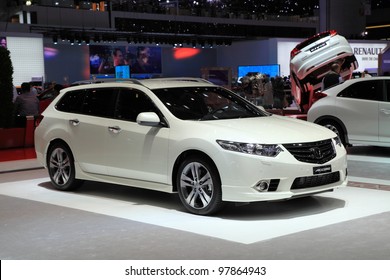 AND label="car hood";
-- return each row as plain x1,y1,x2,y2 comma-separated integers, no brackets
188,115,336,144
